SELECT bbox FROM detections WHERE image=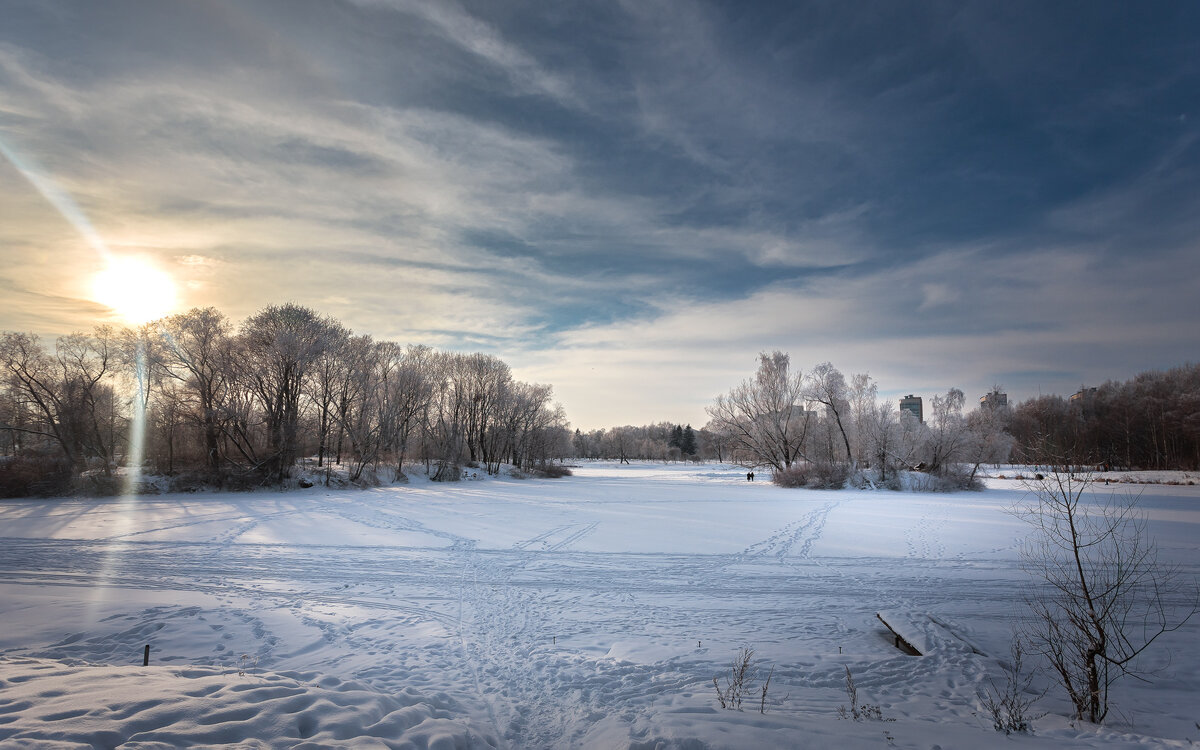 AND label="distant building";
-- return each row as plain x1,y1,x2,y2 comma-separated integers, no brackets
1069,387,1098,403
980,391,1008,410
789,406,819,423
899,395,923,423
